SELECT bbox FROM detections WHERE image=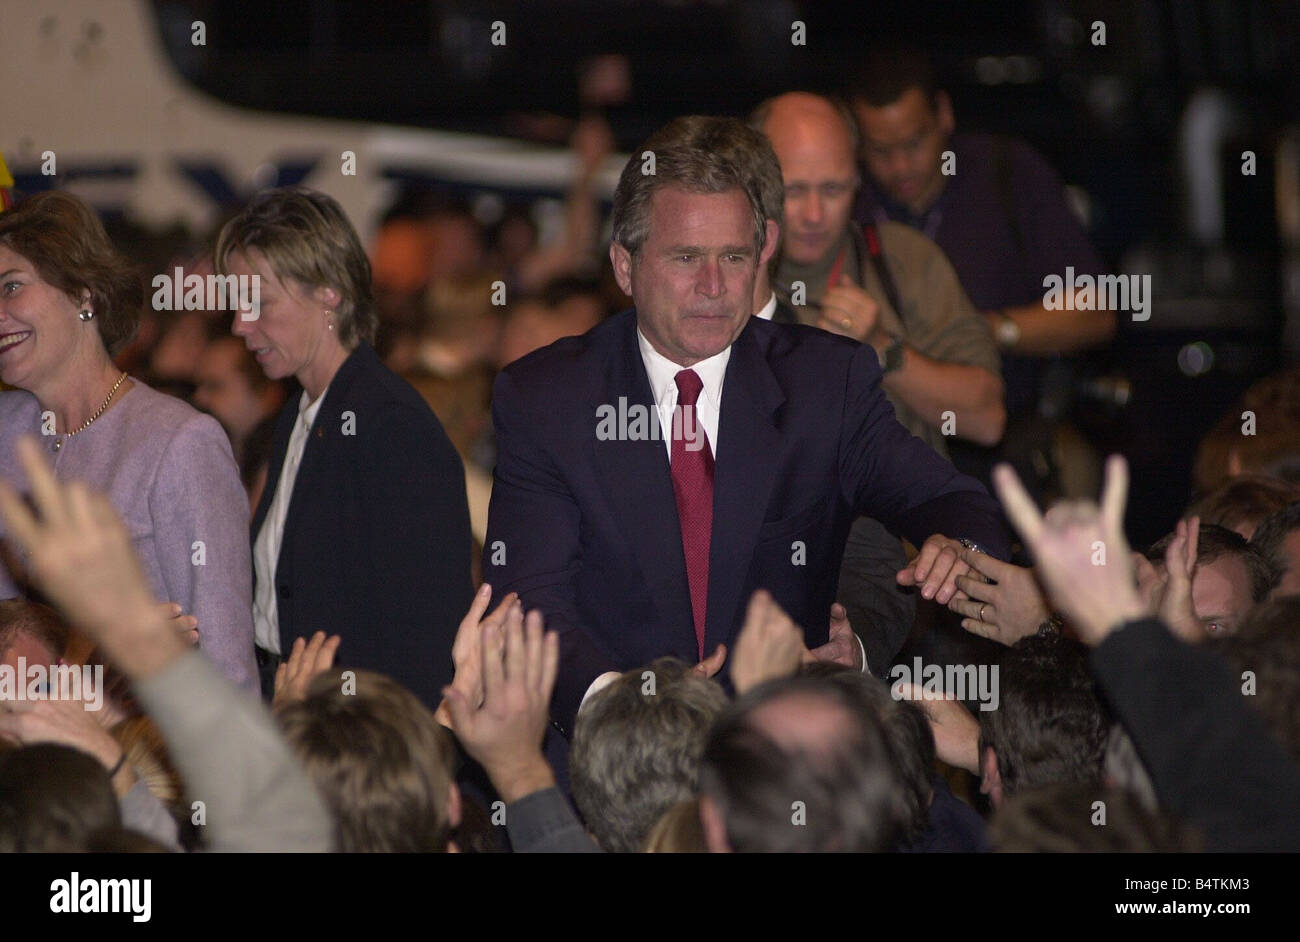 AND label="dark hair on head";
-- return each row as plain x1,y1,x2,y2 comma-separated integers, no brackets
847,46,942,110
0,190,143,354
1188,475,1300,539
0,598,70,662
276,668,458,853
0,744,121,852
1251,501,1300,590
700,673,903,852
801,661,933,842
570,657,727,852
992,783,1202,852
1148,522,1275,603
1212,595,1300,764
611,116,781,254
978,634,1111,797
214,186,377,348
